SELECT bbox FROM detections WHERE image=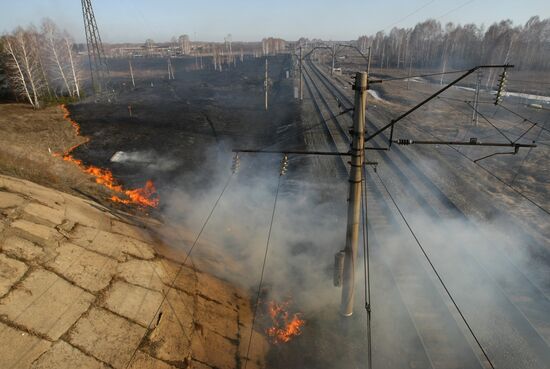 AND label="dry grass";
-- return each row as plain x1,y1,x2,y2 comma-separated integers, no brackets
0,103,113,203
